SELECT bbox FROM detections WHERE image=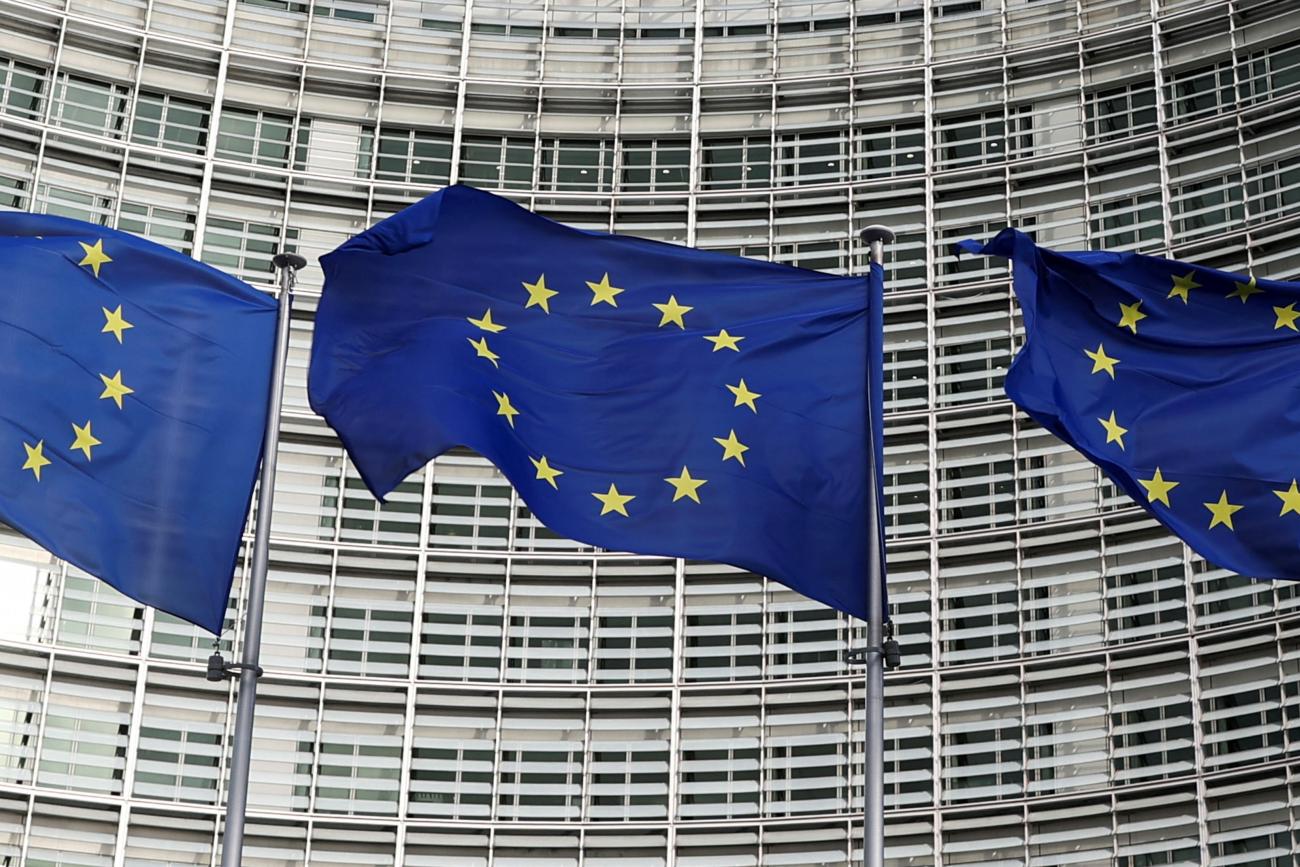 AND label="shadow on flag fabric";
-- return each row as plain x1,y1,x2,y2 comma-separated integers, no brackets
0,213,278,633
957,227,1300,582
310,184,884,620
